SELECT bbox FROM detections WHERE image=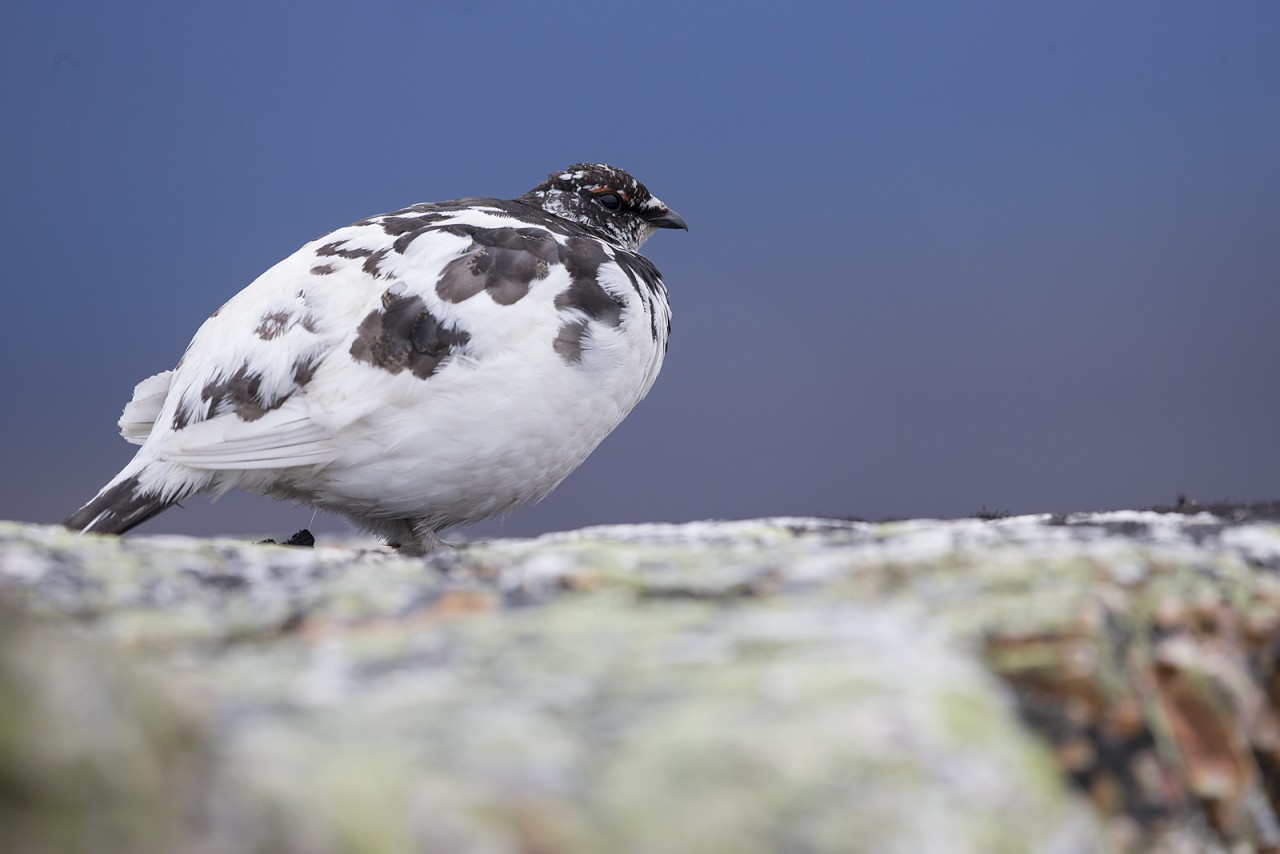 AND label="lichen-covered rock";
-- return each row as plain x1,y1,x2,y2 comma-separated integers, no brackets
0,595,214,854
3,511,1280,852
